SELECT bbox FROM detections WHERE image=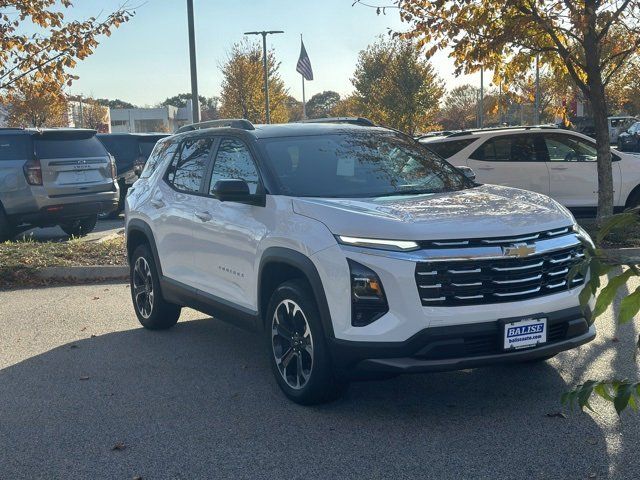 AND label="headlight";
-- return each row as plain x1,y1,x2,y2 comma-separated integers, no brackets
348,259,389,327
337,235,419,252
573,224,595,249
